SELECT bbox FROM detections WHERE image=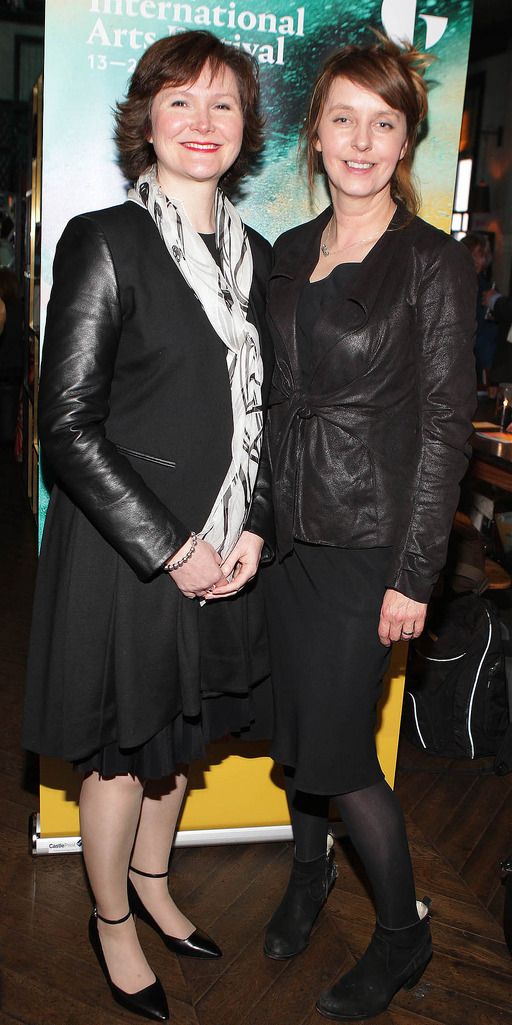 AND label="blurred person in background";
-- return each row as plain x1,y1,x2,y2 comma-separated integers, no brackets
461,232,497,391
0,213,15,270
486,283,512,387
0,268,23,446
